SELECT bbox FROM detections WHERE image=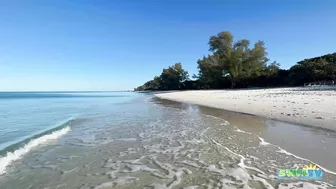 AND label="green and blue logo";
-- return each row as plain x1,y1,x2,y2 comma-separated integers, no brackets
277,164,323,180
